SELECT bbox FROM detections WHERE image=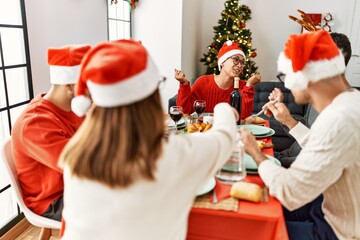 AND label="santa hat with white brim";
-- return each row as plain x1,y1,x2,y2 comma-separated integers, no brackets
217,40,246,71
277,30,345,90
71,40,161,117
48,44,91,85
